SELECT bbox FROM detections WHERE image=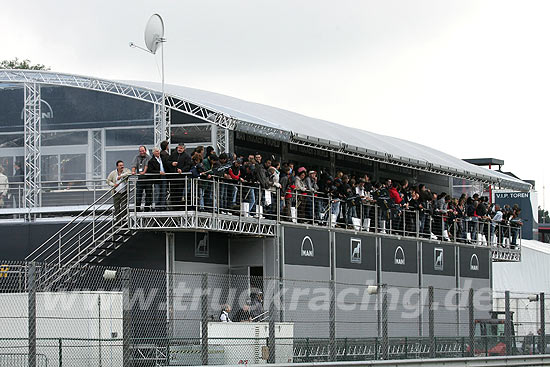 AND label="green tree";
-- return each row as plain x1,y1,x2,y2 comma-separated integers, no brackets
0,58,49,70
538,206,550,223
